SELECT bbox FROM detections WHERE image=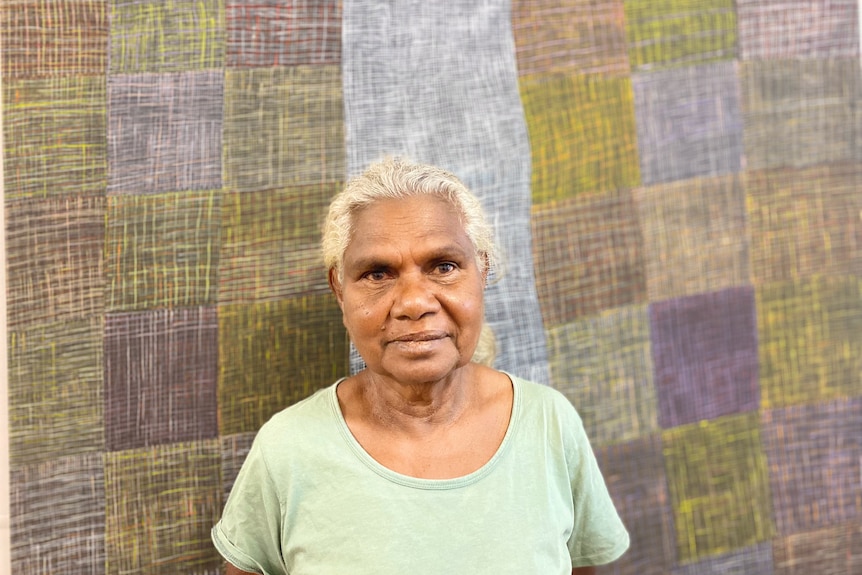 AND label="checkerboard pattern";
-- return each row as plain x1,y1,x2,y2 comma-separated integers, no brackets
3,1,860,573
